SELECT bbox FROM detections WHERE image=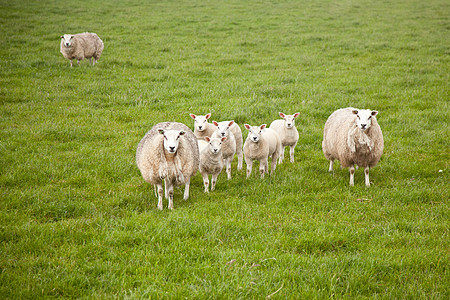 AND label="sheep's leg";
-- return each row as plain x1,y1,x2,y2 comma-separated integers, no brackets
201,172,209,193
69,59,73,67
77,60,81,66
237,149,243,171
226,158,232,180
260,158,268,179
349,165,355,186
89,57,92,65
153,185,158,197
278,146,285,164
290,143,296,163
245,158,253,178
167,183,174,209
183,178,190,200
156,183,164,210
329,160,334,172
211,173,219,191
364,167,370,187
270,154,277,175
